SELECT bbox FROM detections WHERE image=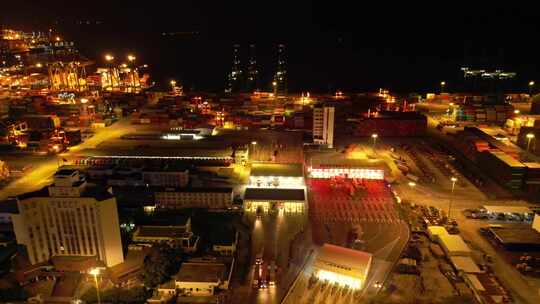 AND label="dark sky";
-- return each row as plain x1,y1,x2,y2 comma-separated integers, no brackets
2,1,540,93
